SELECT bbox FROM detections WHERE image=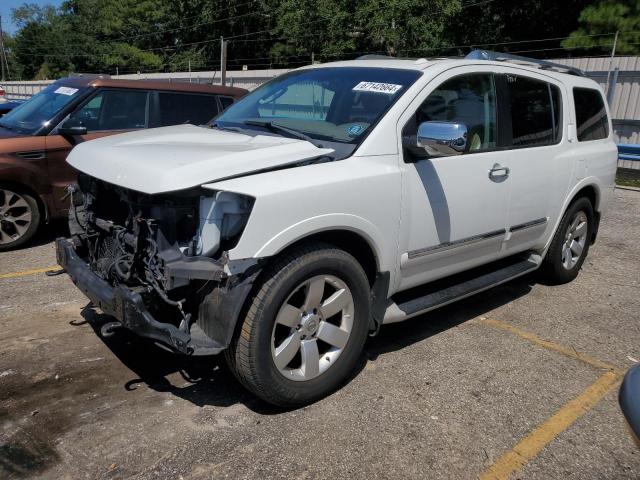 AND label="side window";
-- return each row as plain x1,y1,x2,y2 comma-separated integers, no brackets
219,96,235,111
415,73,497,152
506,75,561,146
257,81,335,120
157,92,220,127
573,88,609,141
69,89,148,131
